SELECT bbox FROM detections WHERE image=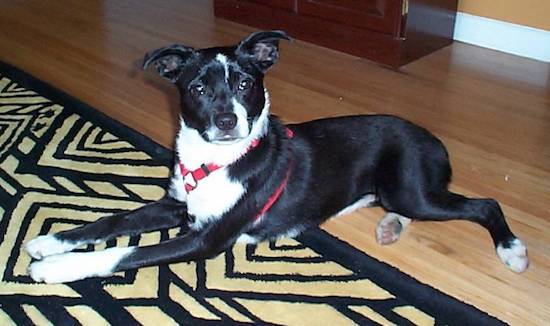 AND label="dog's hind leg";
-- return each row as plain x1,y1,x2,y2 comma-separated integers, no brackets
381,189,528,273
375,212,411,245
26,196,187,259
375,138,527,272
